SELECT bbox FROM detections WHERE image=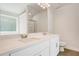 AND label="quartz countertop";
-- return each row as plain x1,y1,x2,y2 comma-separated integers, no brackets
0,33,57,56
0,38,44,55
